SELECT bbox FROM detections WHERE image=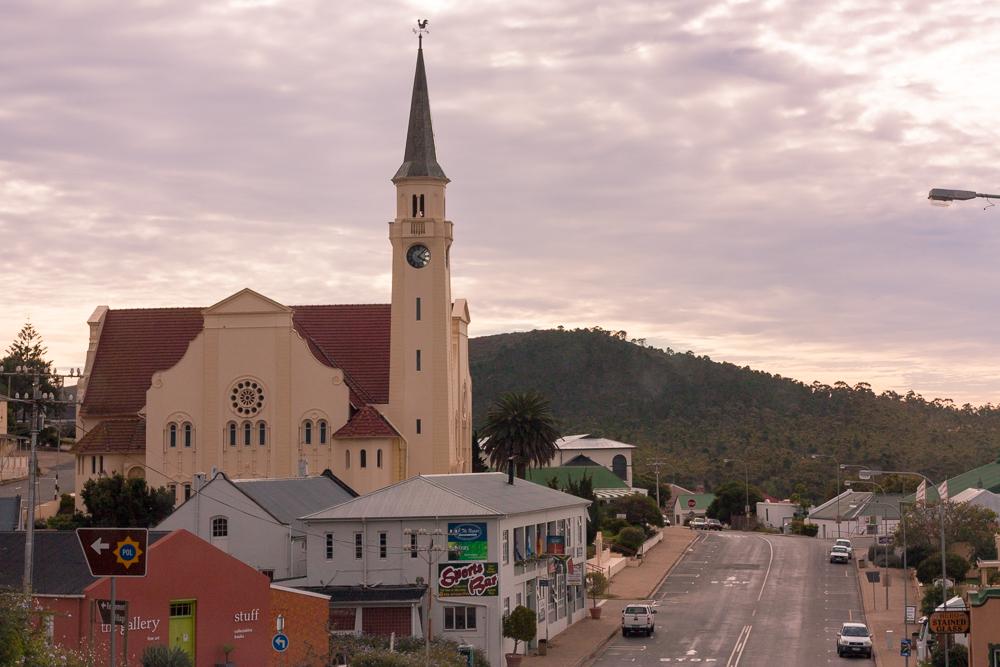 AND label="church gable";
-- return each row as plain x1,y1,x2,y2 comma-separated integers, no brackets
204,288,292,316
